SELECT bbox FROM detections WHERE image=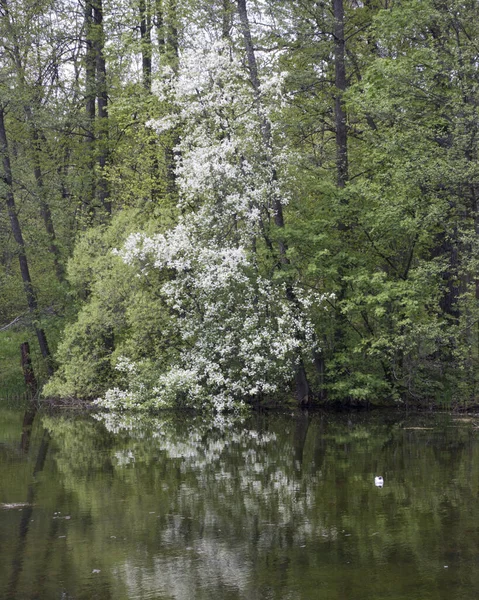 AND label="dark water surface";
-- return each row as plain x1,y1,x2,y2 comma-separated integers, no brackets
1,406,479,599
